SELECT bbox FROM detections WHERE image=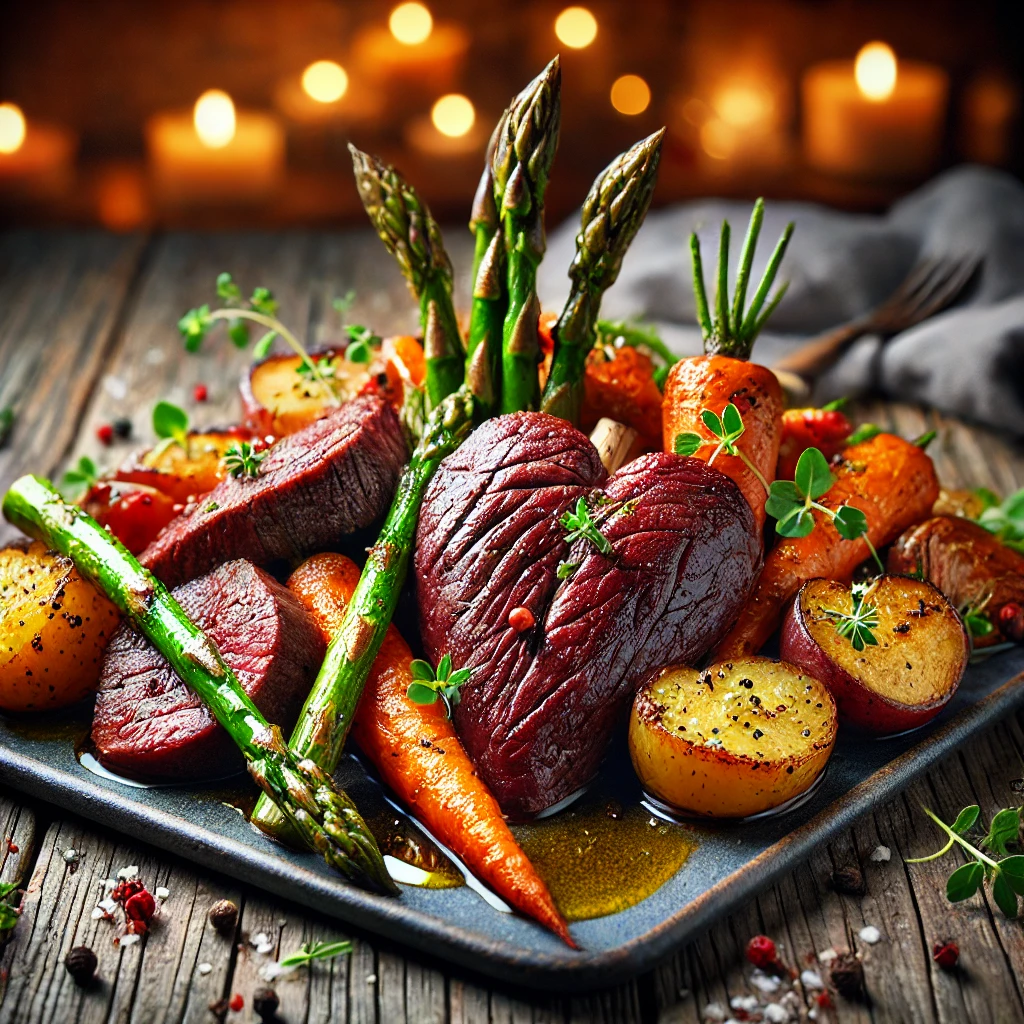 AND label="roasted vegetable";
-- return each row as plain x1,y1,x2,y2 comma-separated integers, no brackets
285,552,574,946
716,432,940,659
629,658,837,818
0,540,120,711
580,341,663,451
888,515,1024,646
81,481,181,555
777,405,853,481
781,576,968,733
